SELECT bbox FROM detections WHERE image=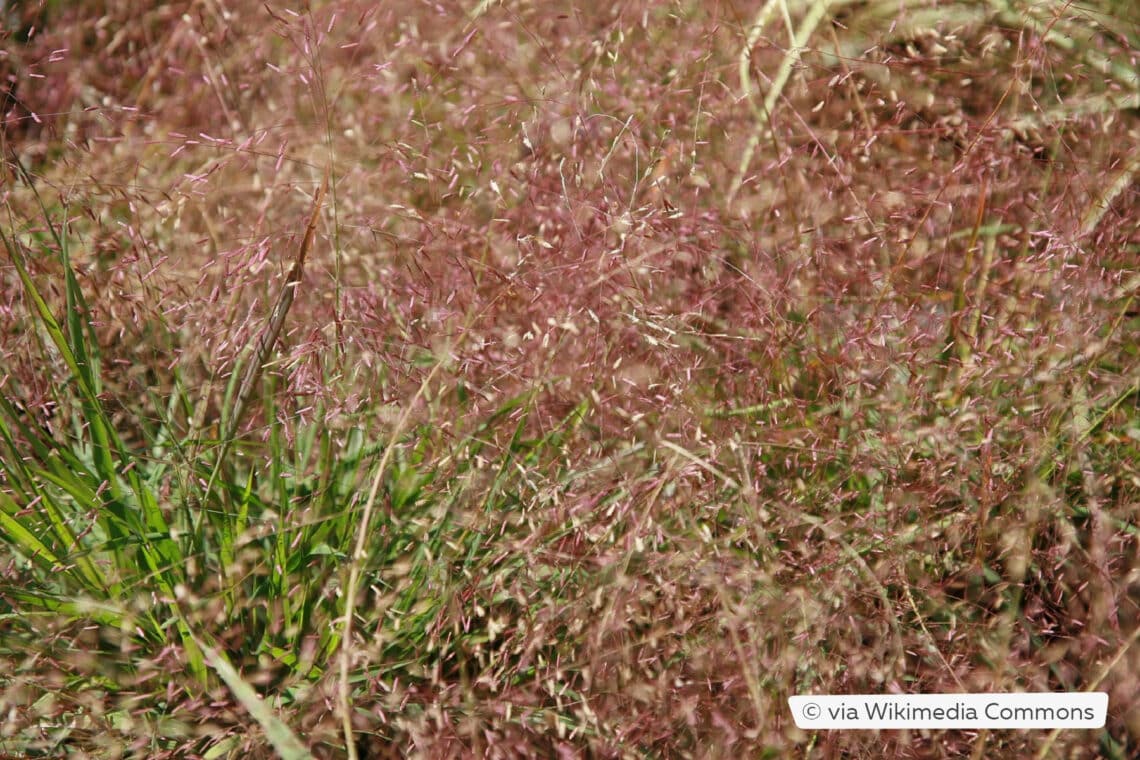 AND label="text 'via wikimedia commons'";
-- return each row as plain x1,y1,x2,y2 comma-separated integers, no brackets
789,693,1108,729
